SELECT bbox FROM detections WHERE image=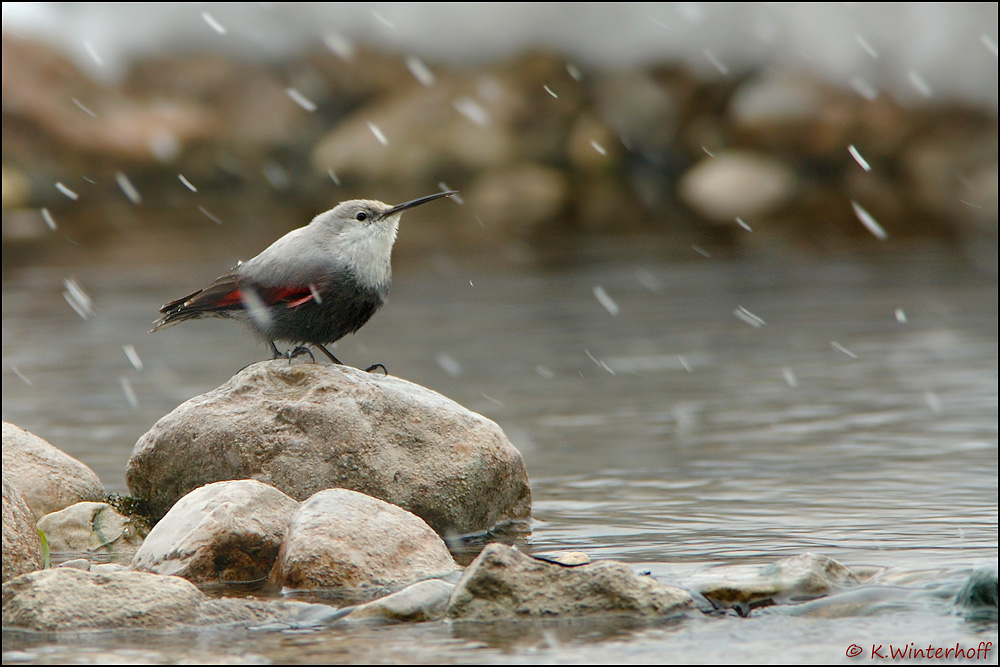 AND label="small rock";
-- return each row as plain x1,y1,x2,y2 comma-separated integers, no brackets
954,568,998,620
2,421,105,520
693,553,859,609
271,489,457,604
131,480,298,584
127,362,531,536
37,501,145,555
447,543,694,620
2,474,42,583
531,551,591,567
344,579,455,623
677,151,798,223
55,558,91,571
